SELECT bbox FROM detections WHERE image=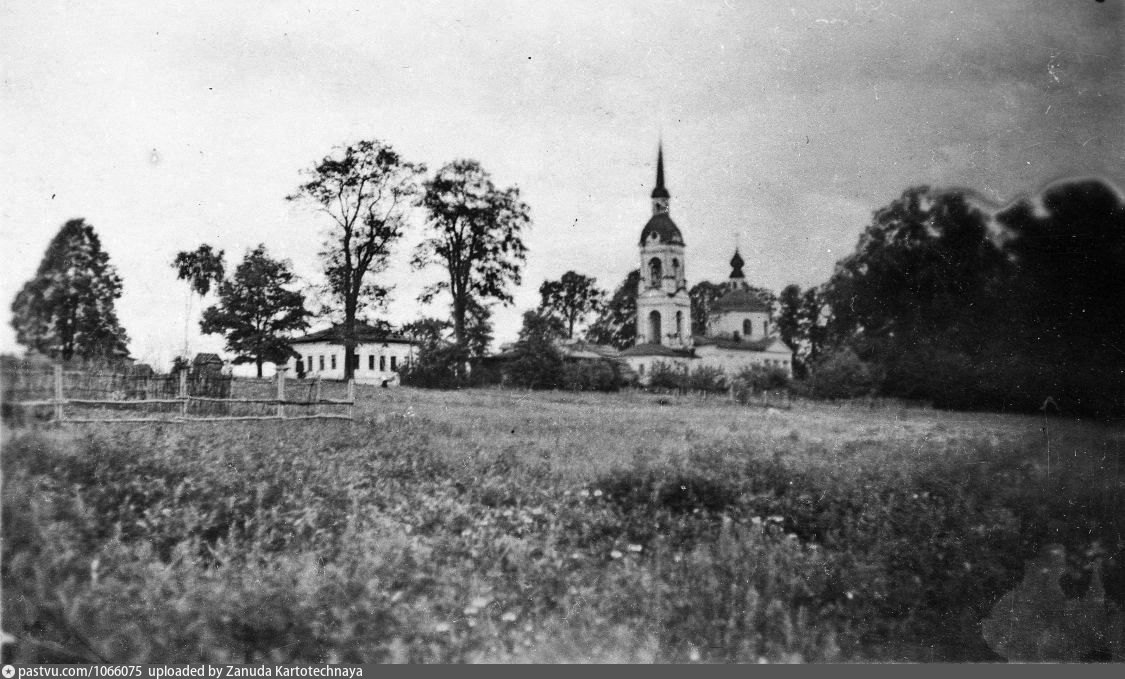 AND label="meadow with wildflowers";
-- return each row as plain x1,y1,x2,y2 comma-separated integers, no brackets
3,385,1123,662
